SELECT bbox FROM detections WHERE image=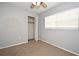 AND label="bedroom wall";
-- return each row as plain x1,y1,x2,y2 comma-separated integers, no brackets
38,2,79,54
0,2,37,49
